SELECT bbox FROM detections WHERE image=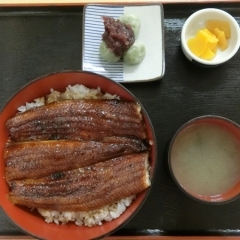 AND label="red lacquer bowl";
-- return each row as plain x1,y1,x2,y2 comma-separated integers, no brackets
0,71,157,240
168,115,240,204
